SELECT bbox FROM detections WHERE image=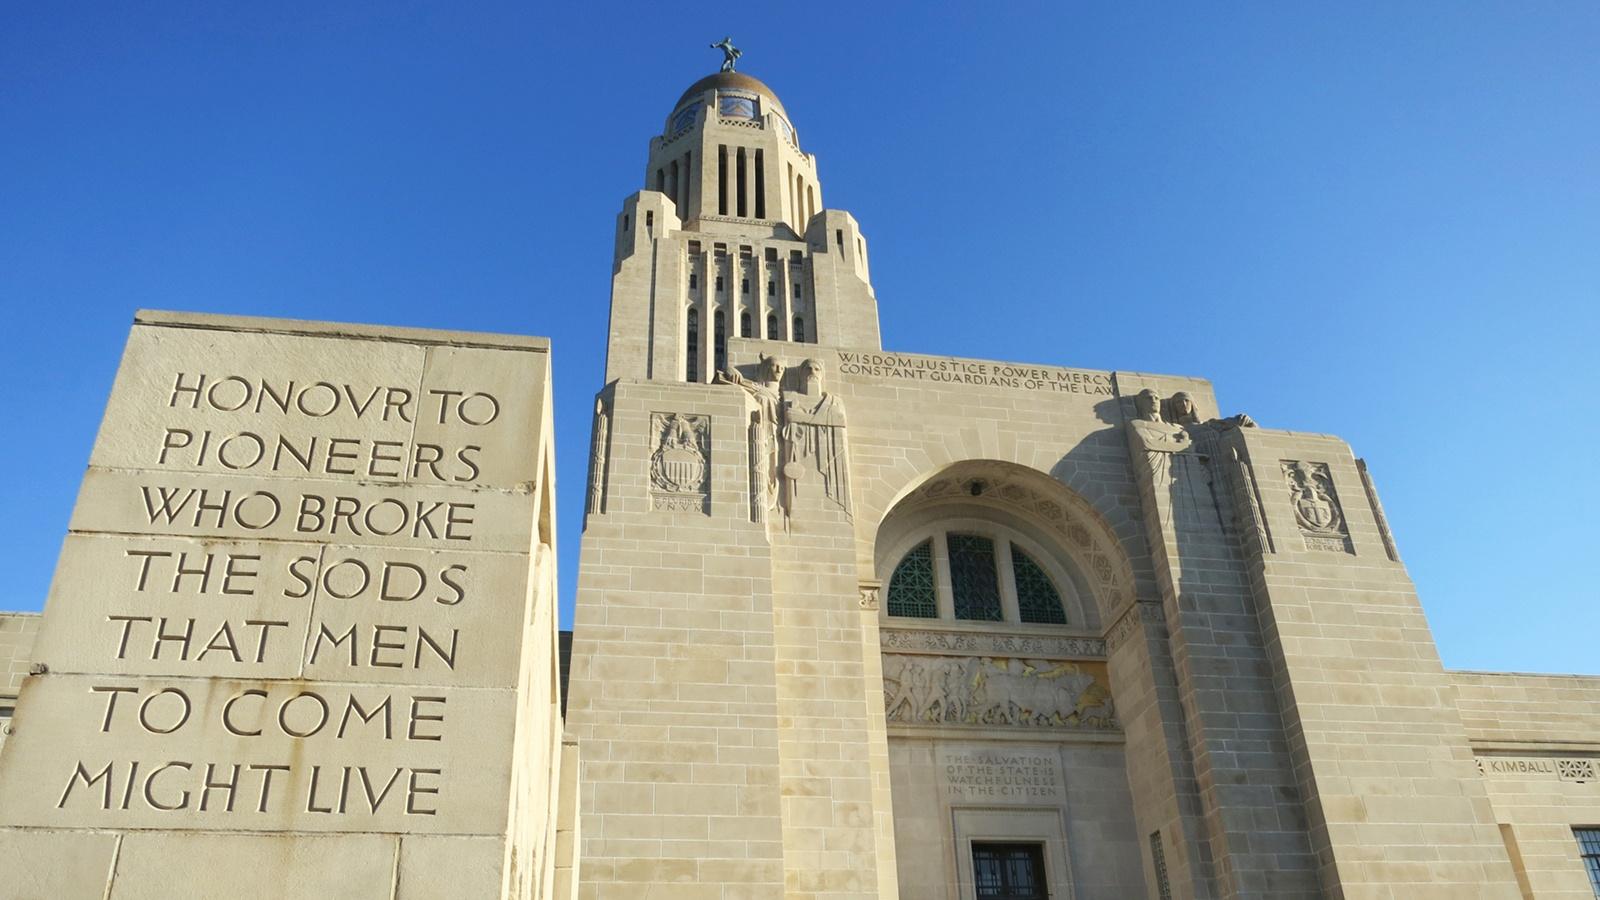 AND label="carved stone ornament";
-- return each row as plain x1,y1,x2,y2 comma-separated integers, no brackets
650,412,710,513
1281,460,1352,553
1357,458,1399,562
1229,447,1274,556
586,397,609,517
882,655,1116,730
859,583,881,611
